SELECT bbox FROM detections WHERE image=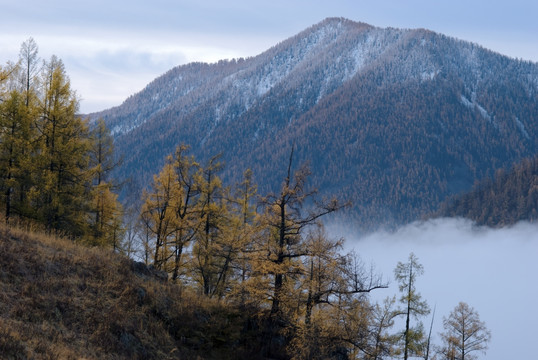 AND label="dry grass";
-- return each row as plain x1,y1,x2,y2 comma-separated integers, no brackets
0,225,263,359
